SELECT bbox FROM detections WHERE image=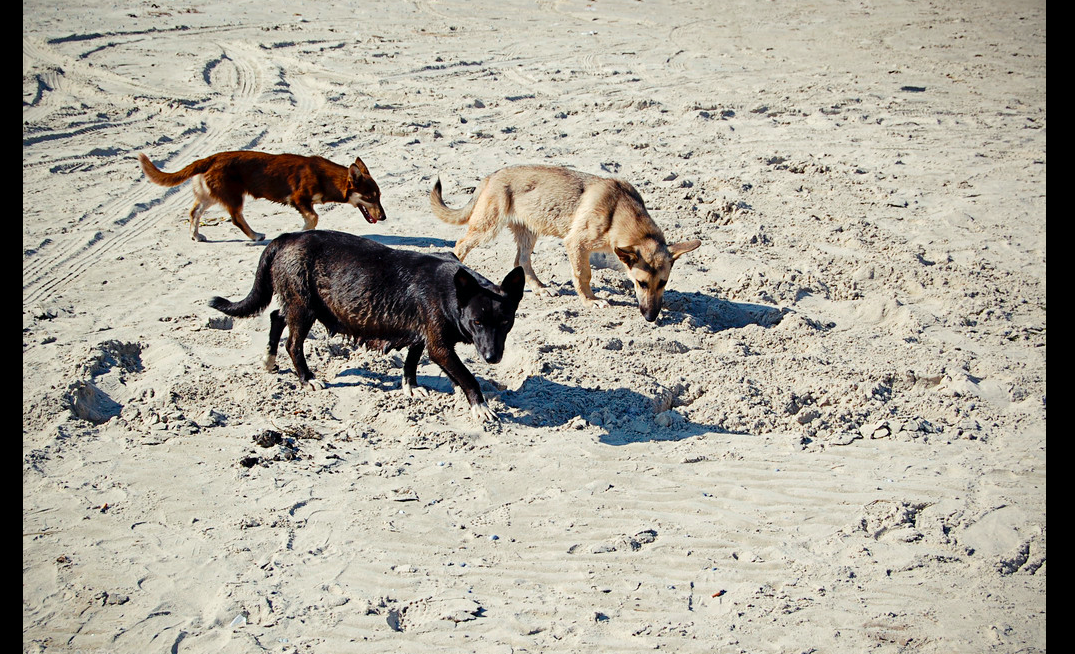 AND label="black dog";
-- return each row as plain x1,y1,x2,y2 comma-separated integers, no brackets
209,230,525,421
